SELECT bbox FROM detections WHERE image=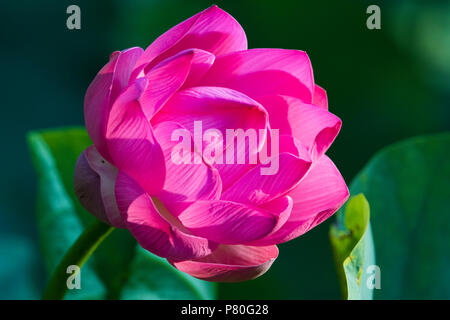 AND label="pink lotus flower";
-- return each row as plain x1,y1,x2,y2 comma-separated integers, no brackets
74,5,349,282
